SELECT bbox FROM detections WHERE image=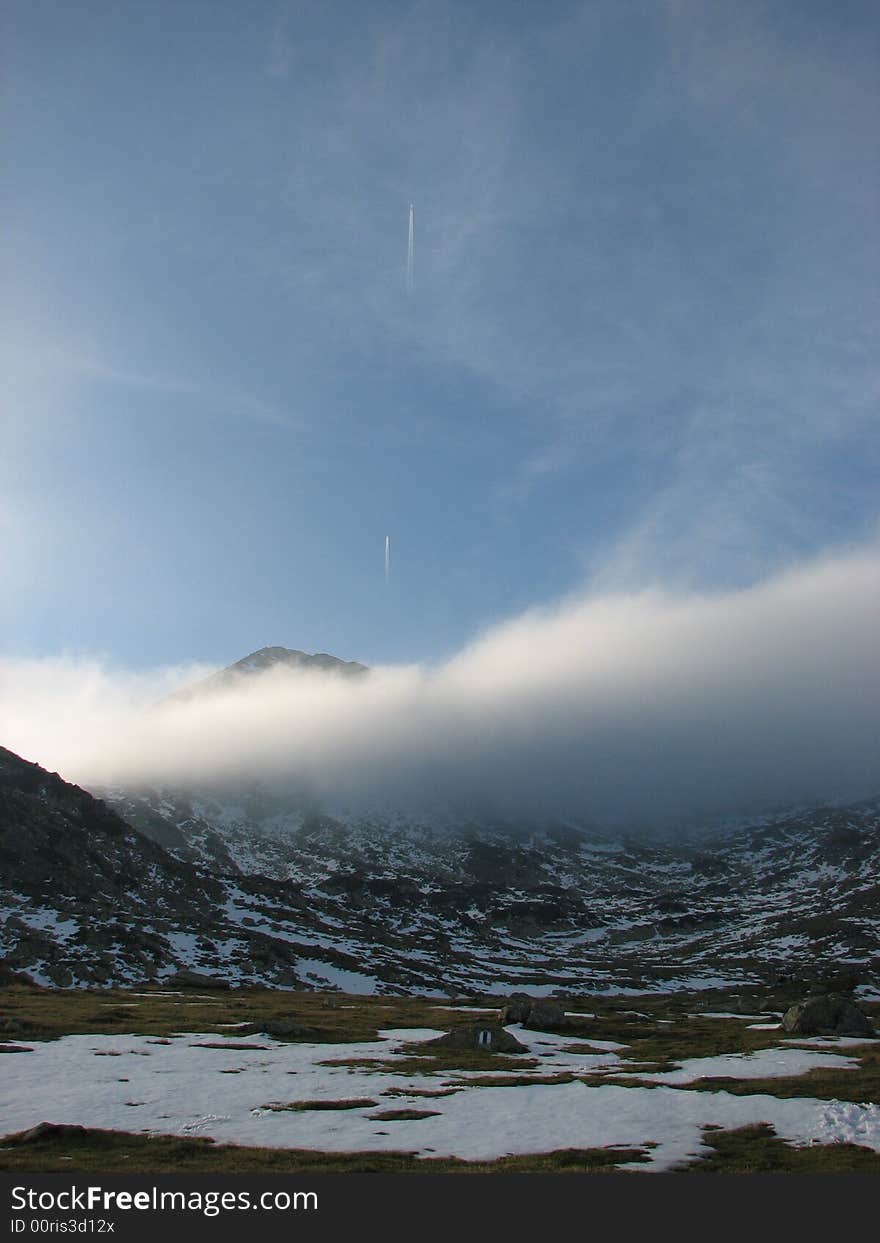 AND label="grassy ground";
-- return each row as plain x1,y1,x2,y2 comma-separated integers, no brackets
319,1052,542,1074
0,982,785,1049
673,1045,880,1104
680,1124,880,1172
2,1123,879,1174
0,1126,648,1174
576,1042,880,1104
0,982,465,1044
259,1098,379,1111
2,982,878,1174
